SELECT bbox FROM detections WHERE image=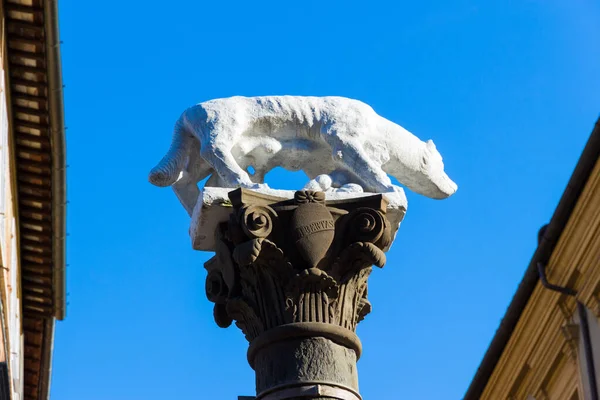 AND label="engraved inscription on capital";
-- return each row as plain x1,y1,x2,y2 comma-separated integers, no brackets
293,220,335,240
